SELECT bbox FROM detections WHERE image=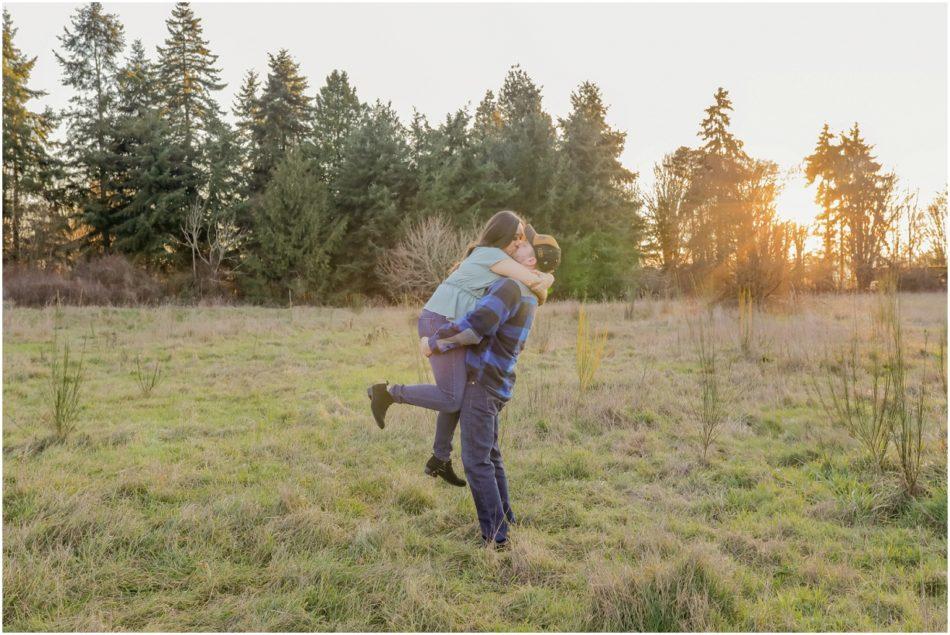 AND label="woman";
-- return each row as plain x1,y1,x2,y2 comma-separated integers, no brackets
367,210,553,486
